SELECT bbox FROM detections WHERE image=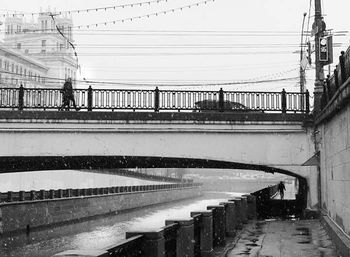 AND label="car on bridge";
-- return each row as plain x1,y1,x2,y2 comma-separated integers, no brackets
194,99,259,112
